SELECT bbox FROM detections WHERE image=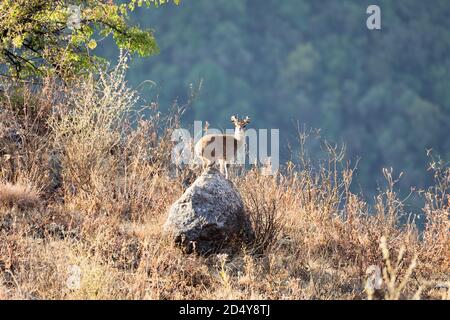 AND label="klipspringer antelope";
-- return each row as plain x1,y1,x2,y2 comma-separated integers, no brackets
195,115,250,179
